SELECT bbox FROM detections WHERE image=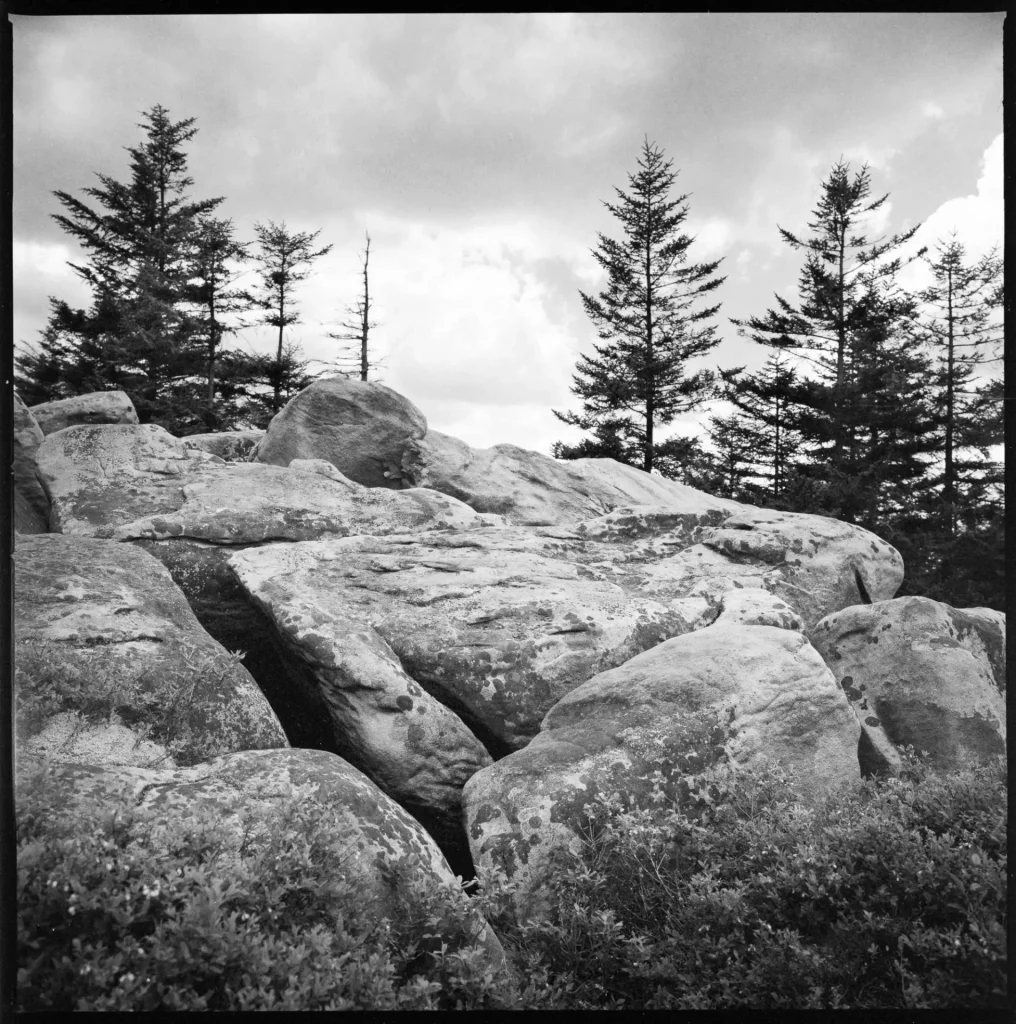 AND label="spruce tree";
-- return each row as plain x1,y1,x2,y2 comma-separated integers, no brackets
730,160,923,480
718,351,802,502
246,221,333,413
553,137,725,477
16,105,223,429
